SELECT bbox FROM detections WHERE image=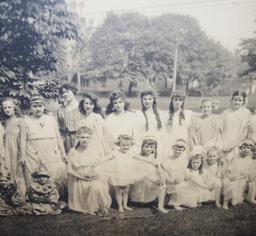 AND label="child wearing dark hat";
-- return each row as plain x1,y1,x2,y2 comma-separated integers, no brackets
28,169,62,215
